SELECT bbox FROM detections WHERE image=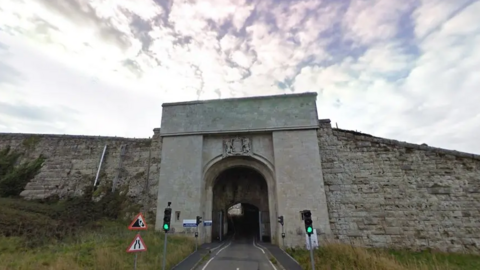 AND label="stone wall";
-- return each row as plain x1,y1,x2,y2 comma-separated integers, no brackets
318,119,480,252
2,119,480,252
0,129,162,214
